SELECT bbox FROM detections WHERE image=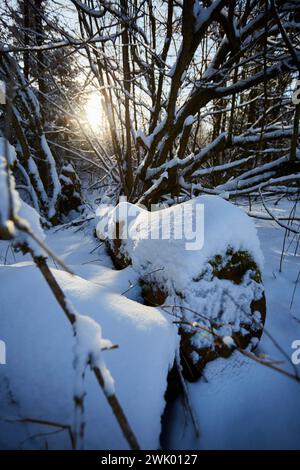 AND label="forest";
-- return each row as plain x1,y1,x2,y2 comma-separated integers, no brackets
0,0,300,453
